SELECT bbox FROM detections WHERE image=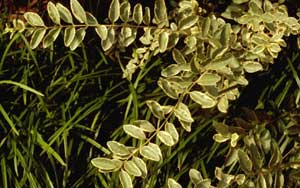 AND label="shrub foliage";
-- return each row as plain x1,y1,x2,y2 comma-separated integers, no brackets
4,0,300,187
